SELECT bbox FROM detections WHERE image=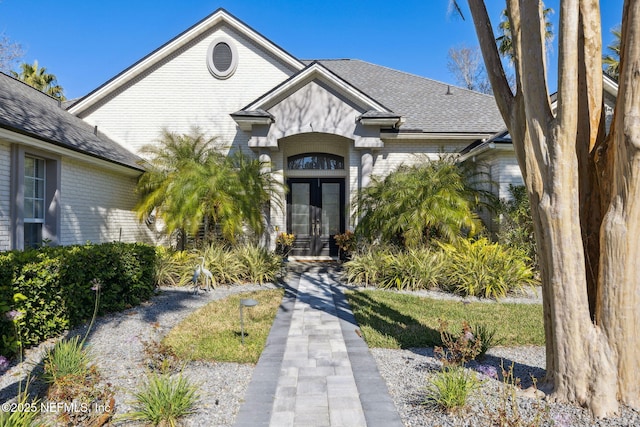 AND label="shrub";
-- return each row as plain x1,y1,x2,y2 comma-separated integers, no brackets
127,373,199,426
201,243,242,286
235,244,282,285
435,320,482,367
342,248,387,286
424,366,480,412
0,242,157,357
496,184,538,270
376,248,444,291
8,255,68,348
59,242,157,321
344,247,443,291
439,238,538,298
151,243,282,289
154,247,194,287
